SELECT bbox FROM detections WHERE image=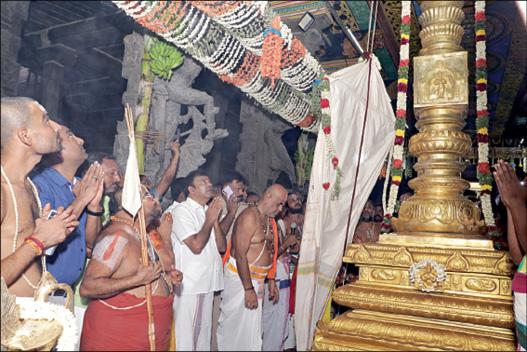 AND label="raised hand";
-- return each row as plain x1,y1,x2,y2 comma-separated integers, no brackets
74,162,104,207
158,212,173,243
494,160,526,208
206,196,223,222
170,141,180,159
88,170,105,211
134,262,162,286
34,204,80,248
226,194,239,214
